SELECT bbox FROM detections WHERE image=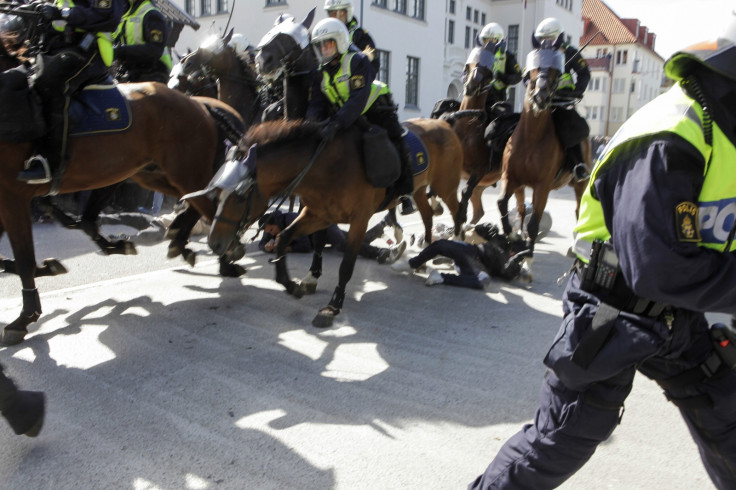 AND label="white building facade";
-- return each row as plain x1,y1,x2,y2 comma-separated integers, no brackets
170,0,585,120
